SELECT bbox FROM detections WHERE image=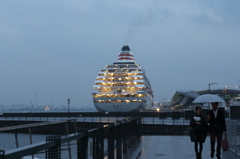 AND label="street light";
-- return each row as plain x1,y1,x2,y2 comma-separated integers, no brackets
67,98,70,119
208,83,217,94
